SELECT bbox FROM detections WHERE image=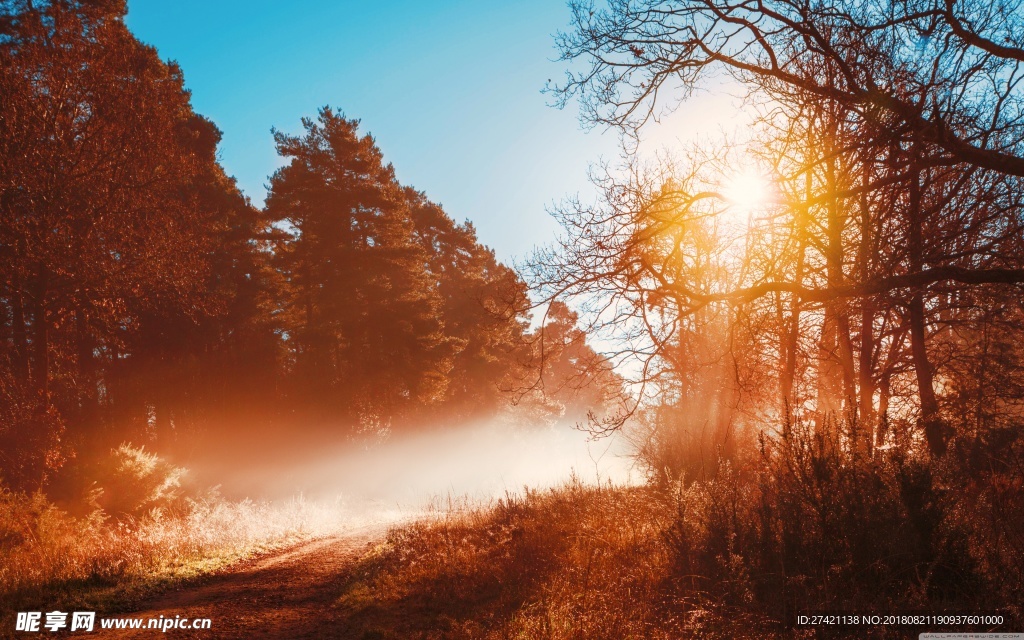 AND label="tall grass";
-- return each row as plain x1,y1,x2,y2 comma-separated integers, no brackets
336,479,790,639
660,423,1024,630
331,421,1023,639
0,445,340,614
